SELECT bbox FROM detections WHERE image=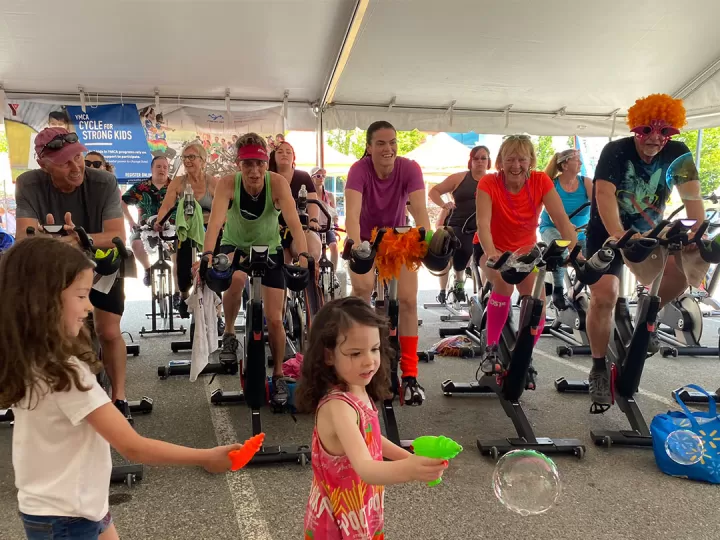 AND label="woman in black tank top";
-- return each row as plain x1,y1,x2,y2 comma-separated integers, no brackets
428,145,492,304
